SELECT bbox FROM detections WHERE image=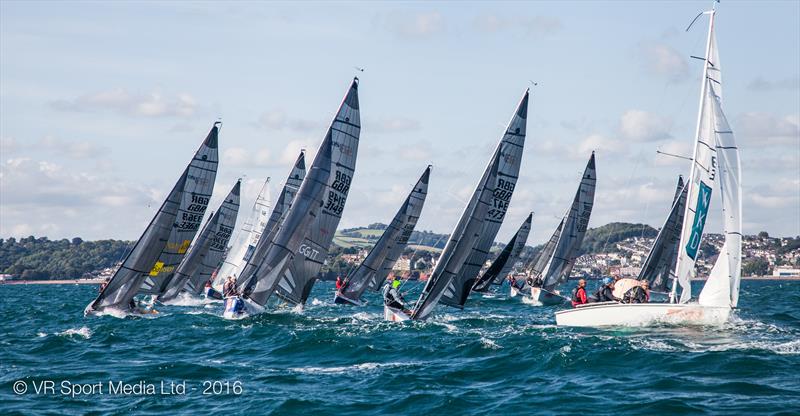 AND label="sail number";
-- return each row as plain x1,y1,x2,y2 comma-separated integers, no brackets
324,170,351,215
210,225,233,251
180,195,210,231
488,178,516,220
